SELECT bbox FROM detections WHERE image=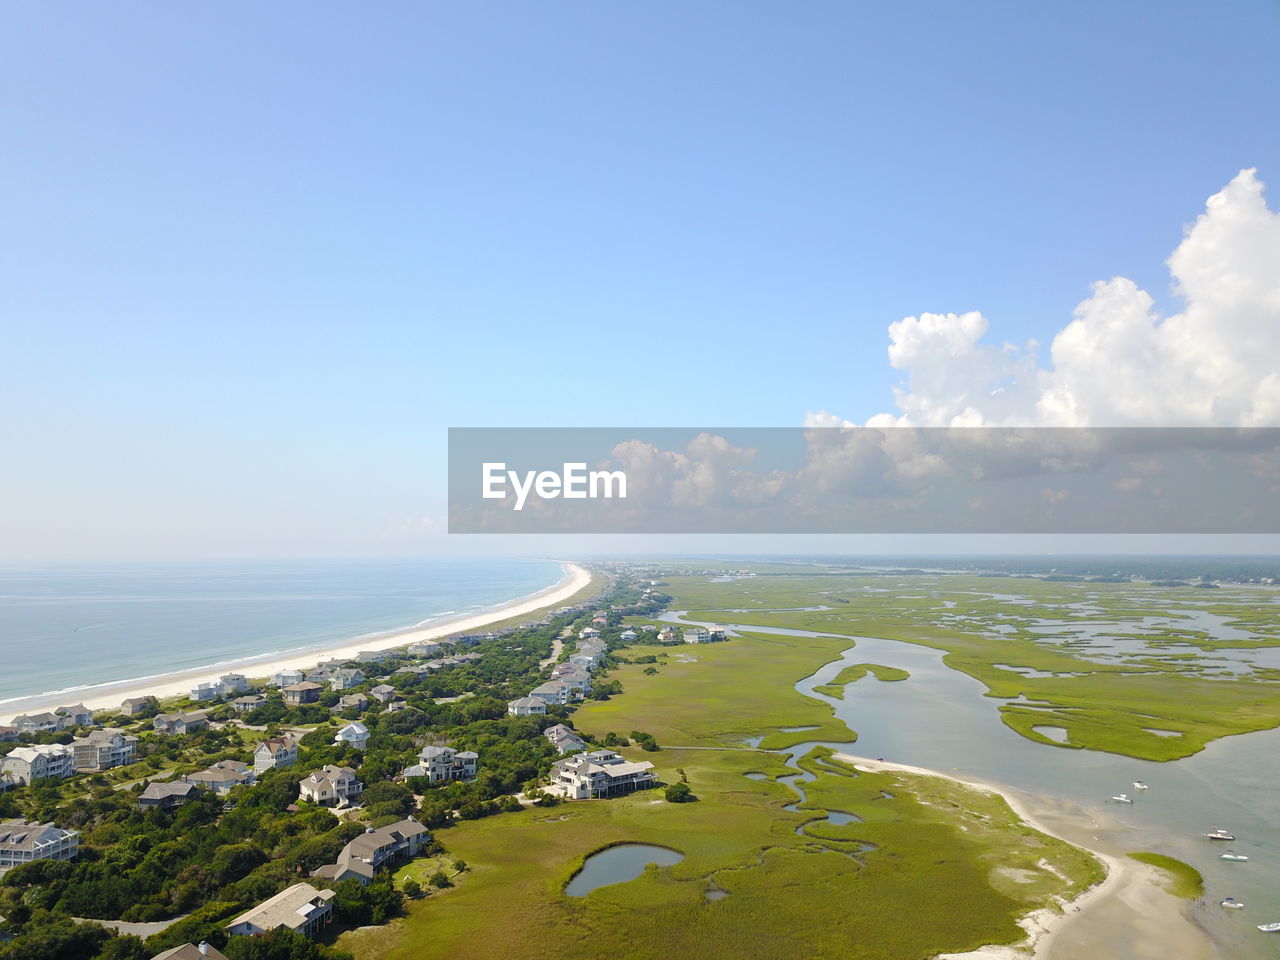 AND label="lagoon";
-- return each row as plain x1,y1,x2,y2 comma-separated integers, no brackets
564,844,685,897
